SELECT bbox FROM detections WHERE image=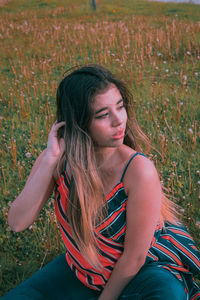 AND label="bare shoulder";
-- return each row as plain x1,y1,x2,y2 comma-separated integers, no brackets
130,154,157,176
119,145,156,175
122,153,160,193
